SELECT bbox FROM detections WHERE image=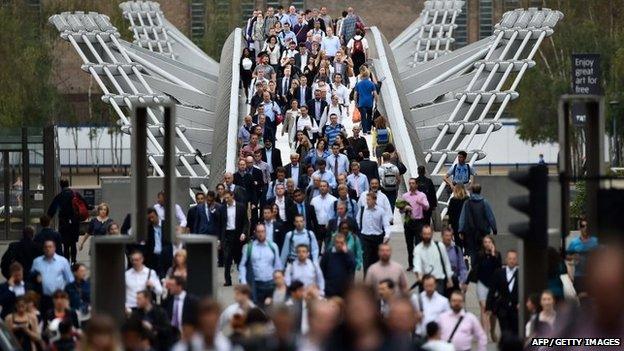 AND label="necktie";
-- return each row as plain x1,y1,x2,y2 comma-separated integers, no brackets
172,297,180,328
334,156,338,175
205,206,210,222
283,78,288,94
